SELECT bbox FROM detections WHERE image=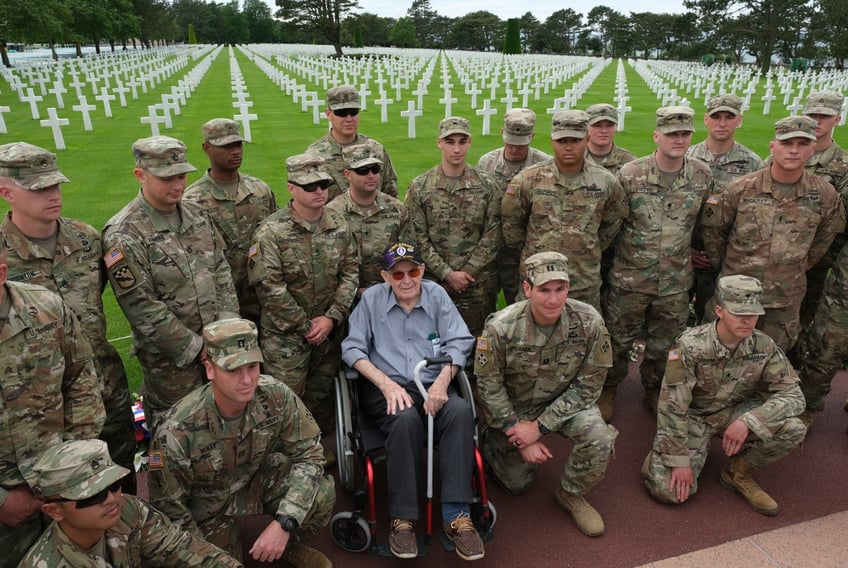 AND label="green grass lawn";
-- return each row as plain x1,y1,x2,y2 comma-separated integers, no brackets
1,46,845,394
